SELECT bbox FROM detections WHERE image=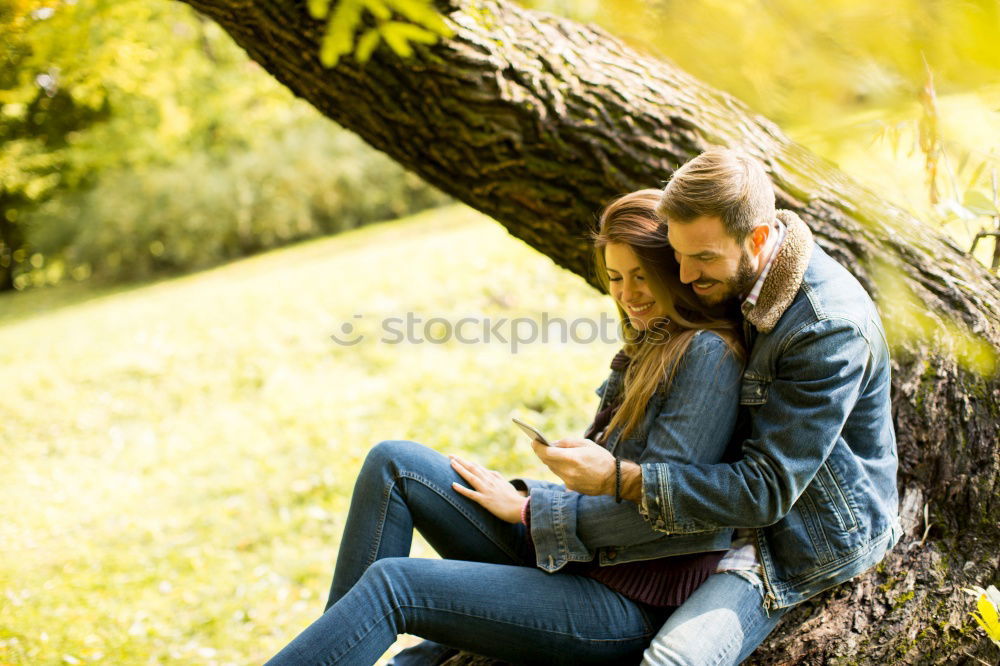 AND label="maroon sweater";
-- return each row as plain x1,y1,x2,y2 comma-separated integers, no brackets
526,350,723,608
